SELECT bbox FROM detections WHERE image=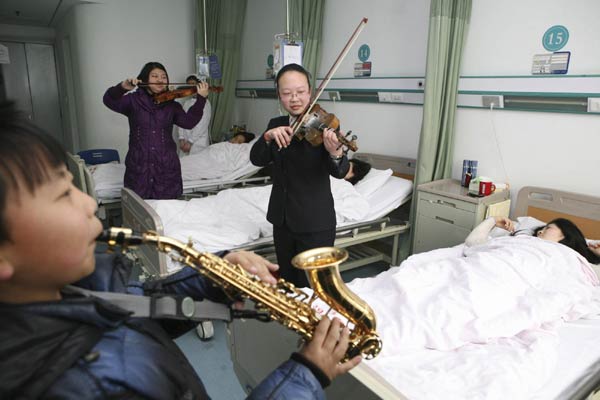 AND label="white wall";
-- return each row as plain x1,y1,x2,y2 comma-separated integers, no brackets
234,0,430,158
455,0,600,200
54,0,197,159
